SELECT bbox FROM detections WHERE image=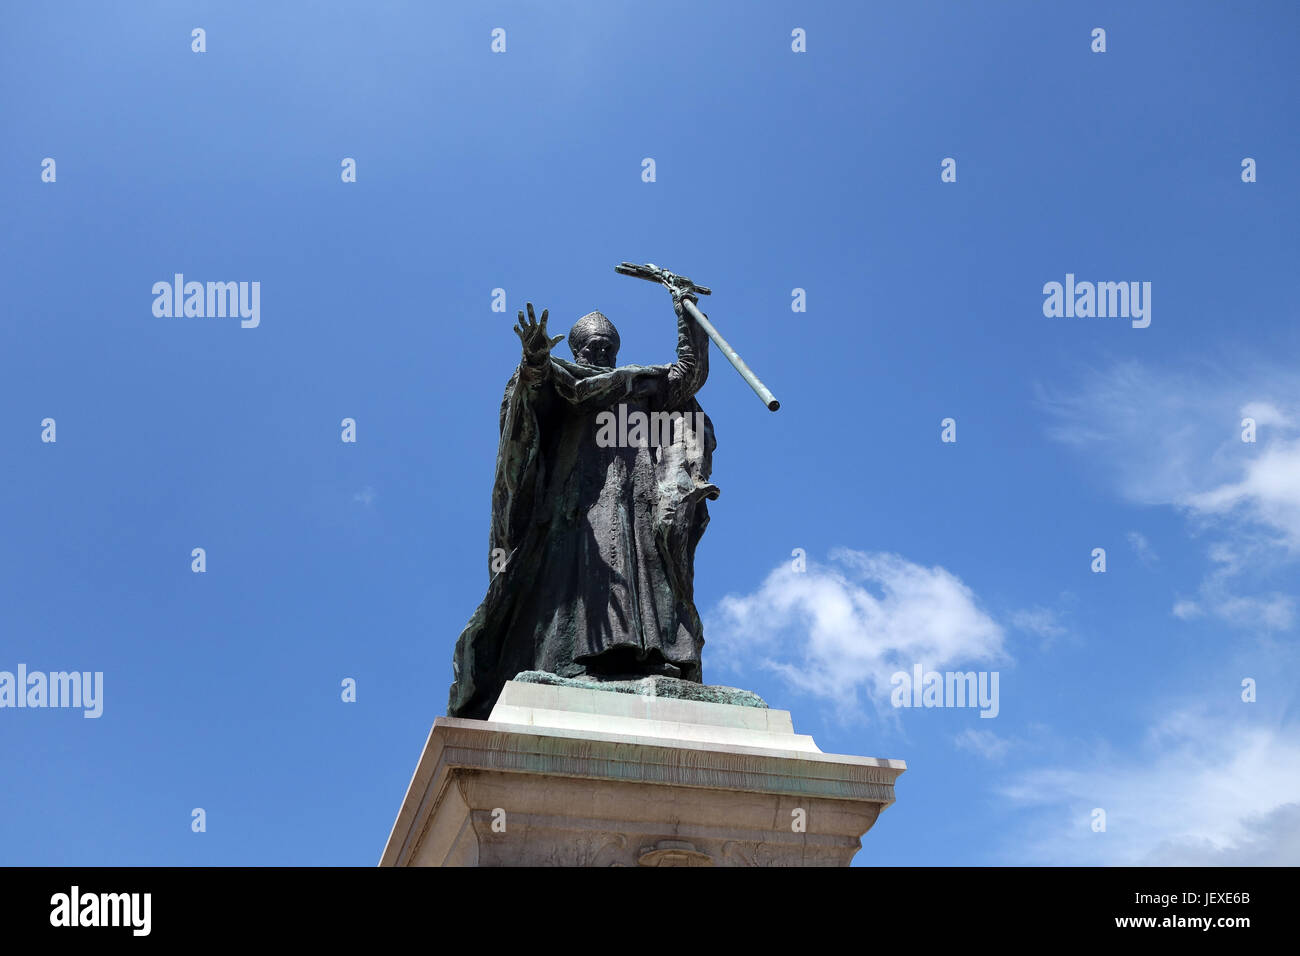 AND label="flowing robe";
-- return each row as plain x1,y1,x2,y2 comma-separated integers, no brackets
447,310,717,719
